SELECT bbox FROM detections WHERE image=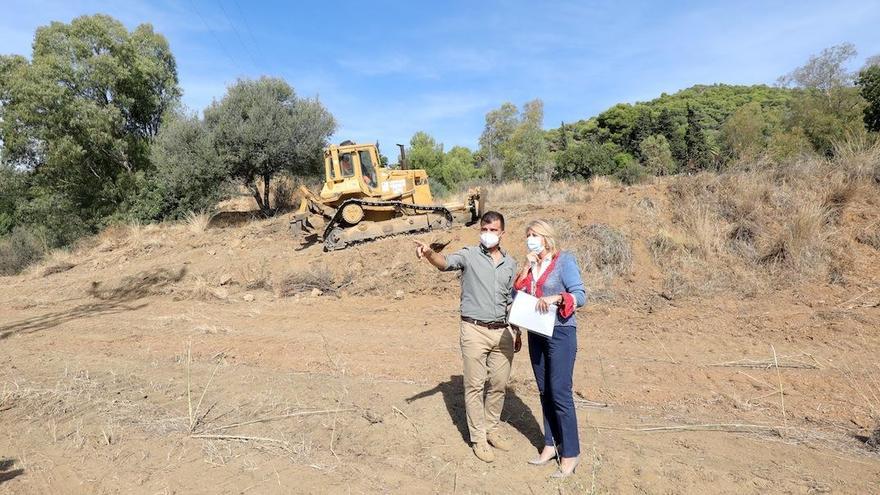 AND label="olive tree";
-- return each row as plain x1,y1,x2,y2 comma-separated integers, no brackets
204,77,335,213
